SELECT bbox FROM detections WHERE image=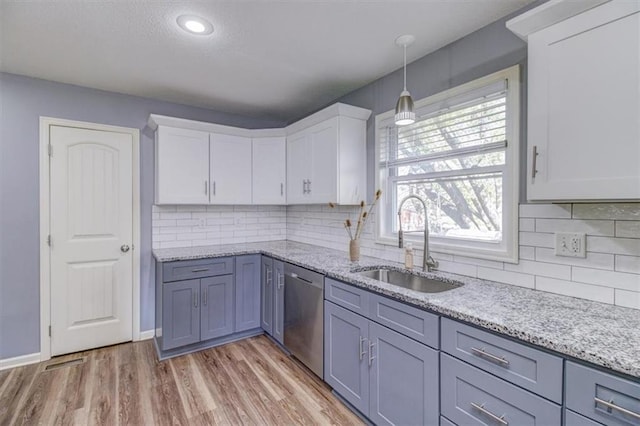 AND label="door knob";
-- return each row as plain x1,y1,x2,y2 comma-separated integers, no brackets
120,244,130,253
